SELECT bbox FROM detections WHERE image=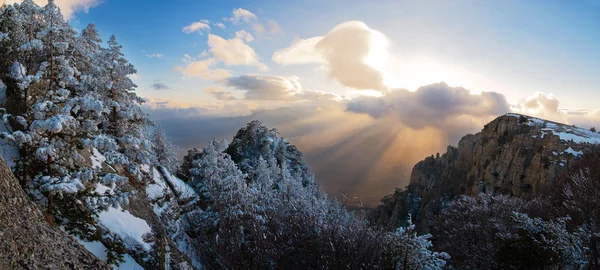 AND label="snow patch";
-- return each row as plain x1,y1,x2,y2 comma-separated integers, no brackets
98,205,153,251
564,147,583,157
64,226,143,269
146,167,169,201
158,166,197,202
95,183,115,195
116,253,144,270
73,235,109,262
91,148,106,169
140,164,150,173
